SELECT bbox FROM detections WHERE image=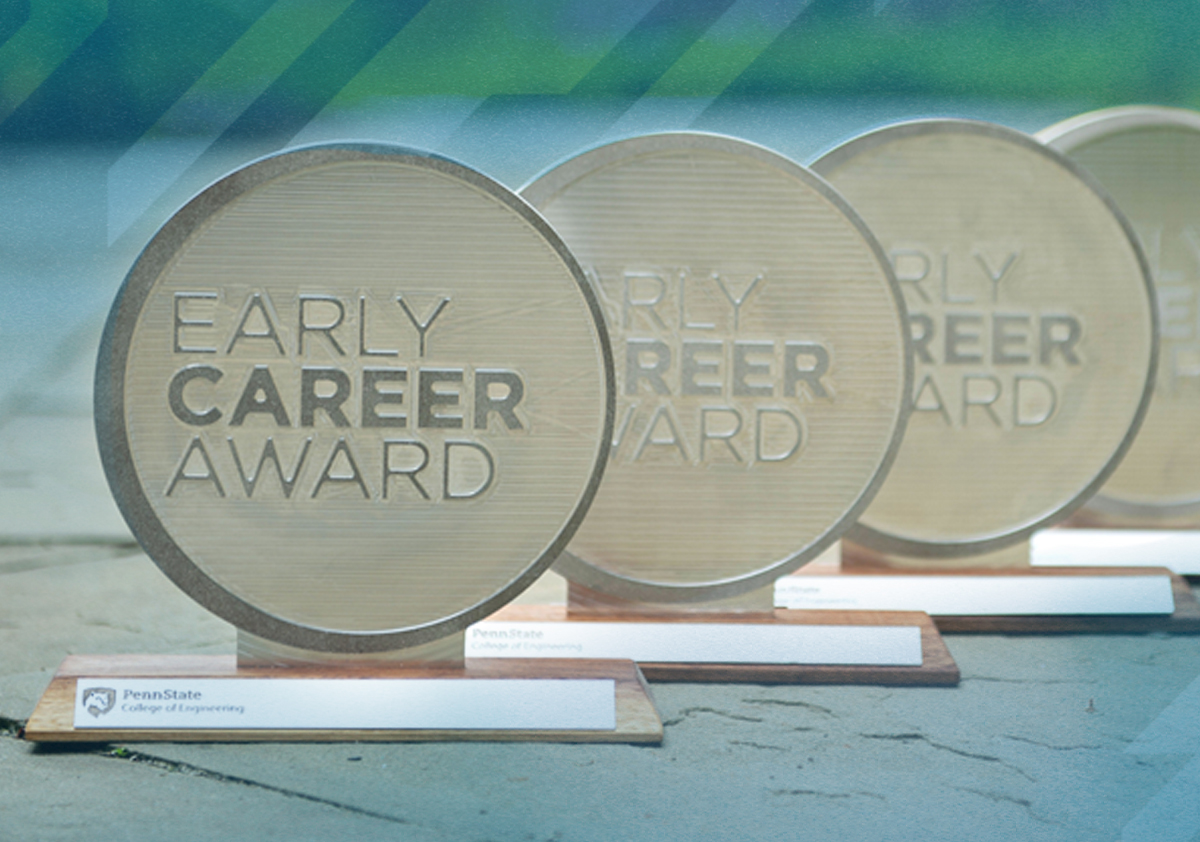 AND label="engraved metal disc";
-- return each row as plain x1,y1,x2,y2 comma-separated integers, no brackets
812,119,1157,556
96,144,614,652
522,133,911,601
1039,106,1200,522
